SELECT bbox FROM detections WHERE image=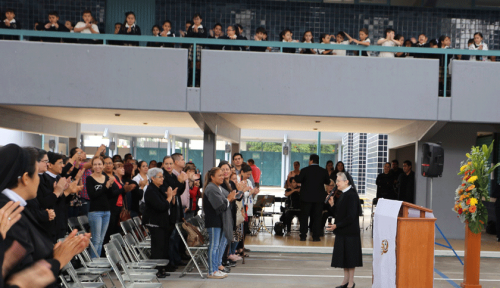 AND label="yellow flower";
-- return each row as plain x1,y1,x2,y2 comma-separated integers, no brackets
468,176,478,183
469,198,478,206
460,165,468,172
